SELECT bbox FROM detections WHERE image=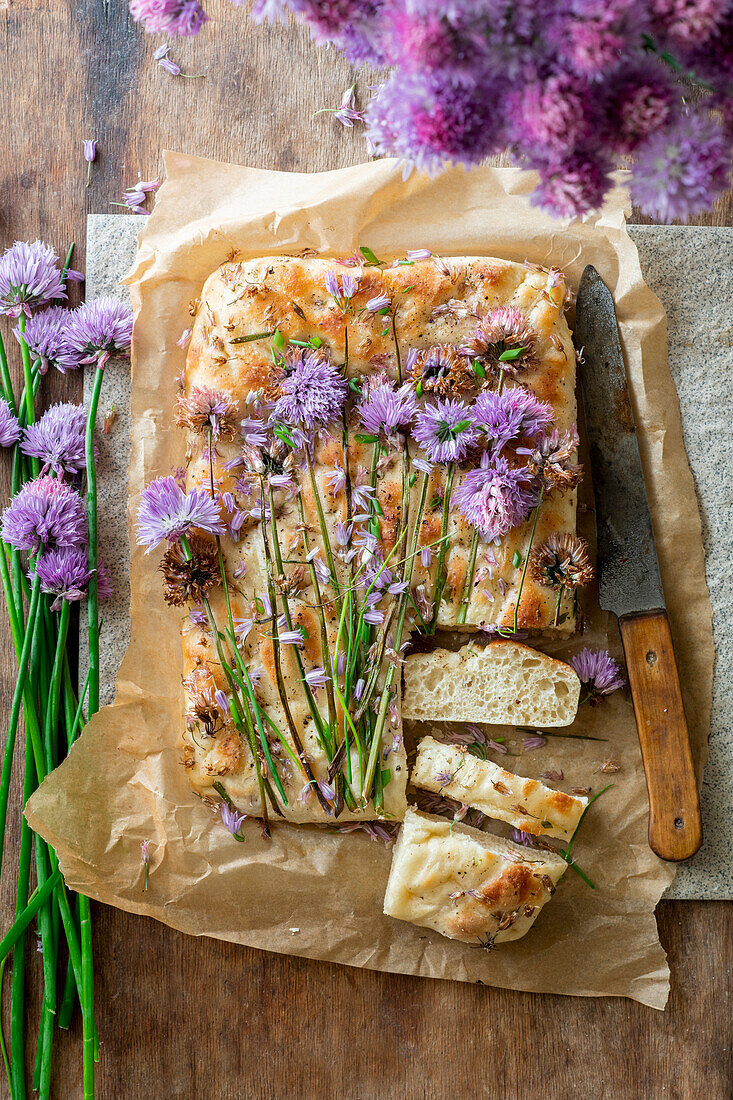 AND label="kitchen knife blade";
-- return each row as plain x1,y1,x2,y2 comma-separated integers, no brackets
575,265,701,862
